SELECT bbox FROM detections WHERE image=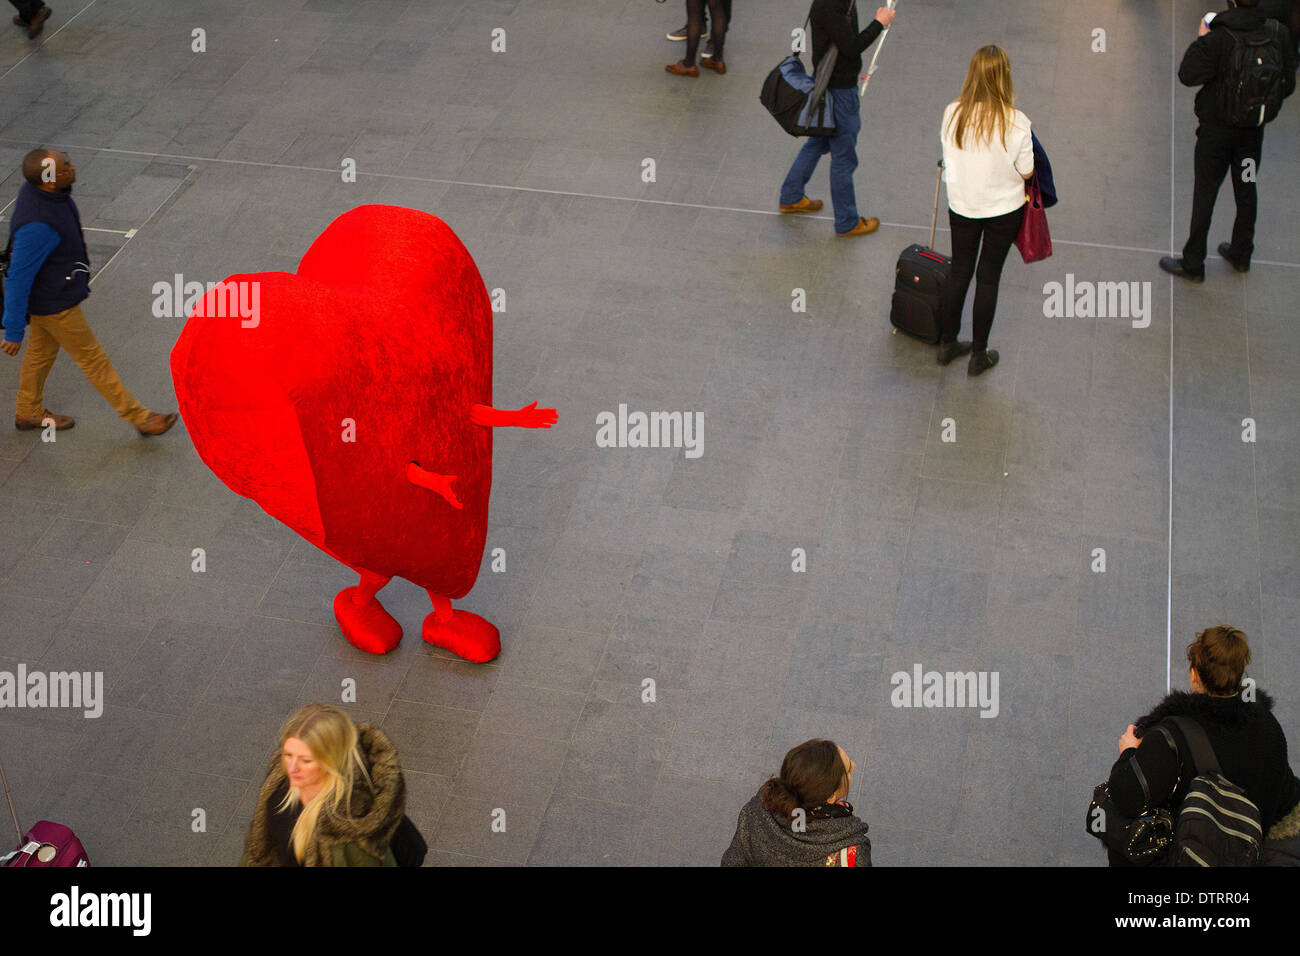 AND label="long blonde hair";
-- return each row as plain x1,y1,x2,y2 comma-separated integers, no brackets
946,45,1016,150
275,703,372,863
